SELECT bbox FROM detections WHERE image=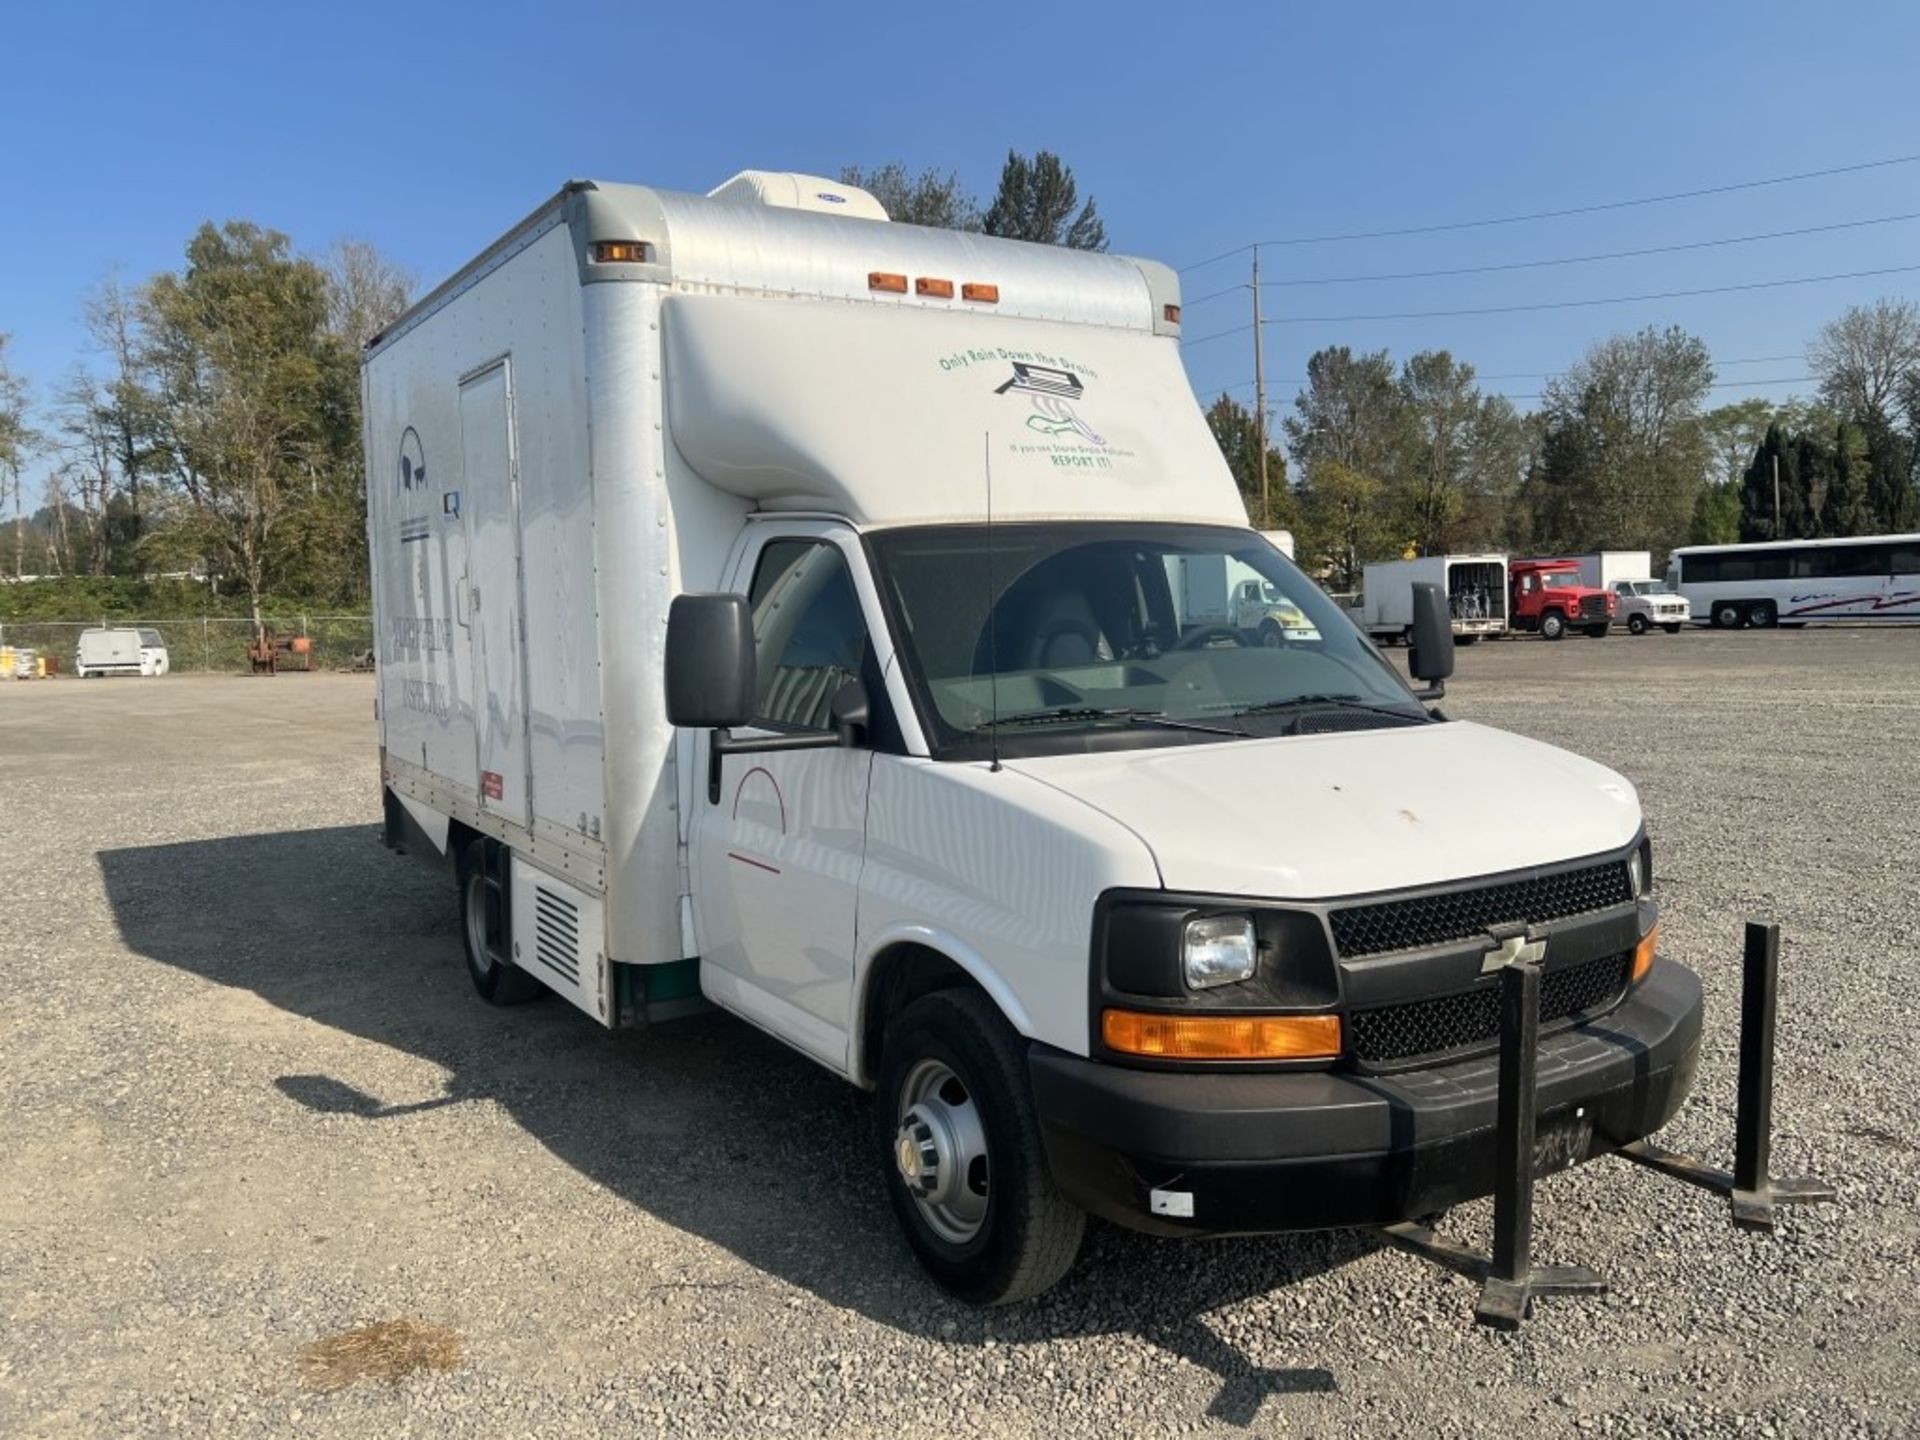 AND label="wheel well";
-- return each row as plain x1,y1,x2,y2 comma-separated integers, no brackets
859,943,982,1087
